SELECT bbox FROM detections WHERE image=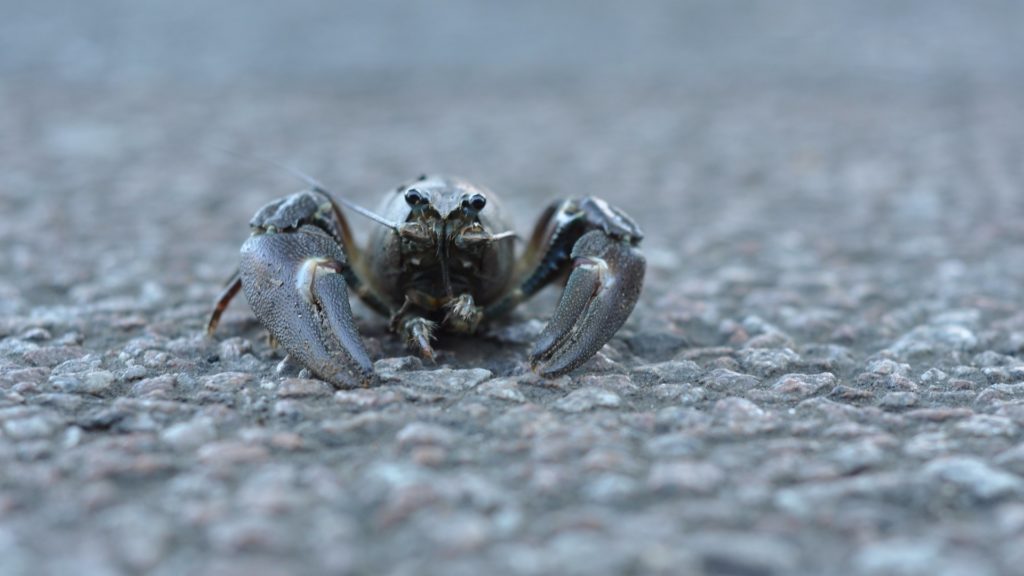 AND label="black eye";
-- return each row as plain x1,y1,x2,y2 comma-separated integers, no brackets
405,188,427,206
462,193,486,213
